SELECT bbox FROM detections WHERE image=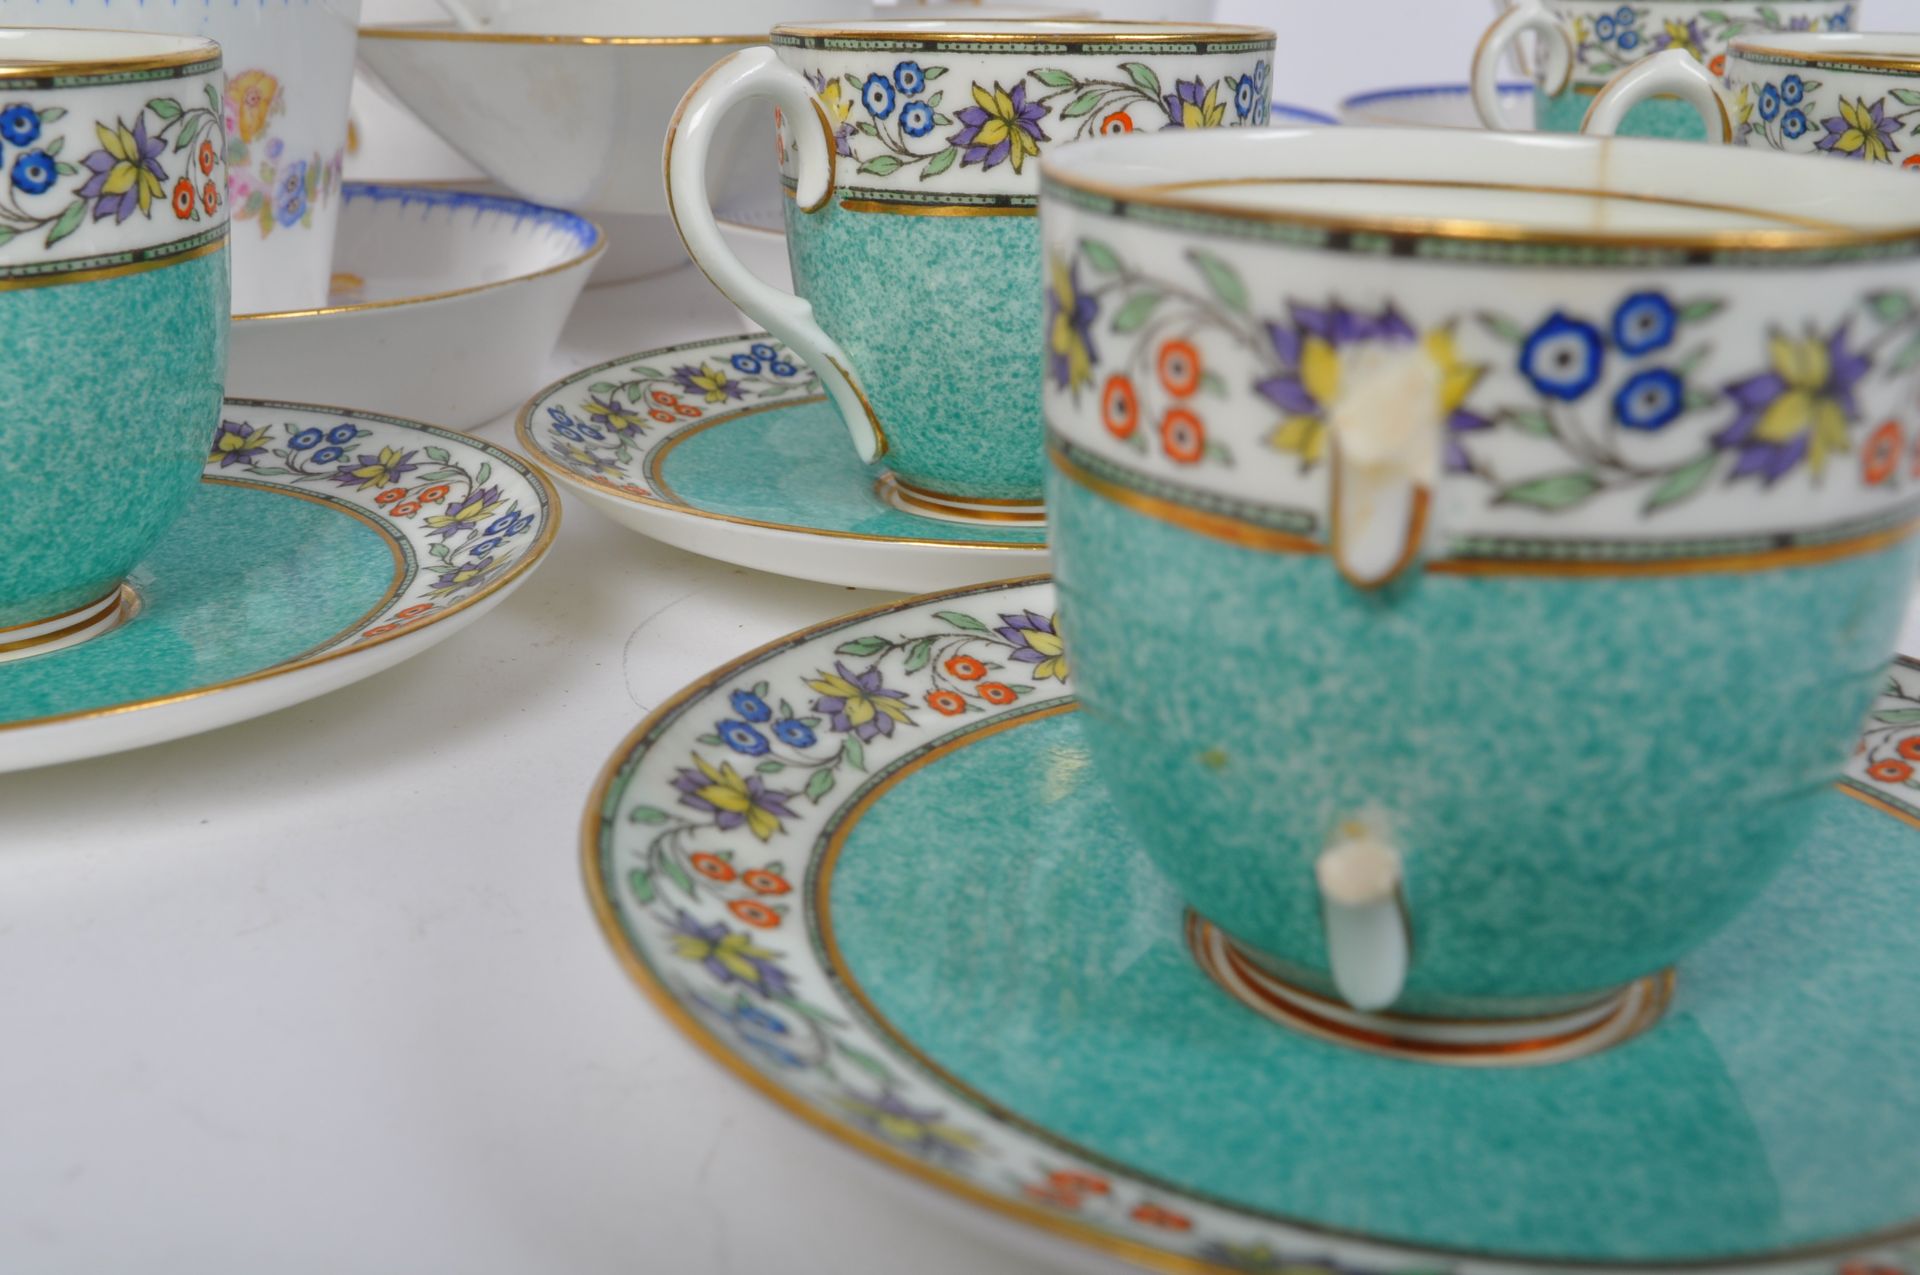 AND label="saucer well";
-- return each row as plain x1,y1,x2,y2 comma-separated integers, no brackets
229,184,602,428
517,334,1047,592
586,576,1920,1275
0,400,557,772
